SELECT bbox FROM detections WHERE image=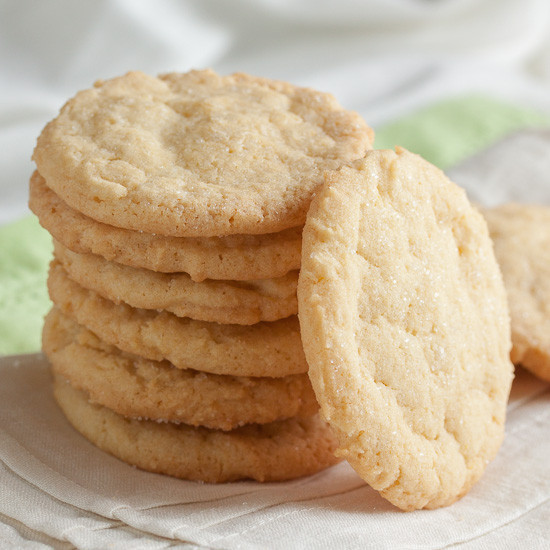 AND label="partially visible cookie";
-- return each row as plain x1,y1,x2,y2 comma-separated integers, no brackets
48,262,307,377
44,308,317,430
53,375,340,482
483,203,550,381
298,148,513,511
53,242,298,325
30,171,302,281
33,70,373,237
